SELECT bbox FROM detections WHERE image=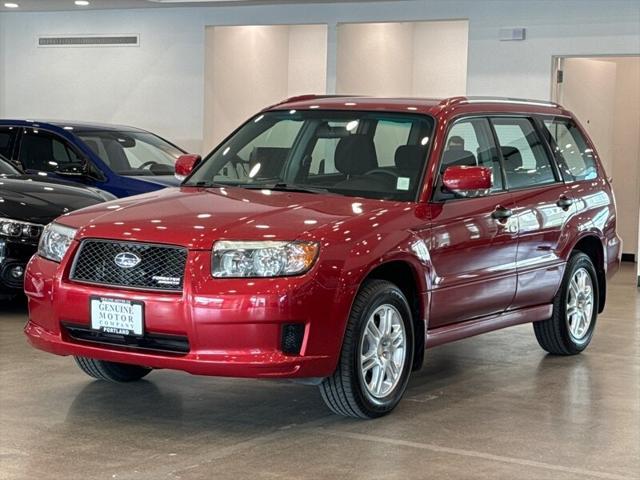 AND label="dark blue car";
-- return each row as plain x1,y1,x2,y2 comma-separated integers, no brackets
0,120,186,197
